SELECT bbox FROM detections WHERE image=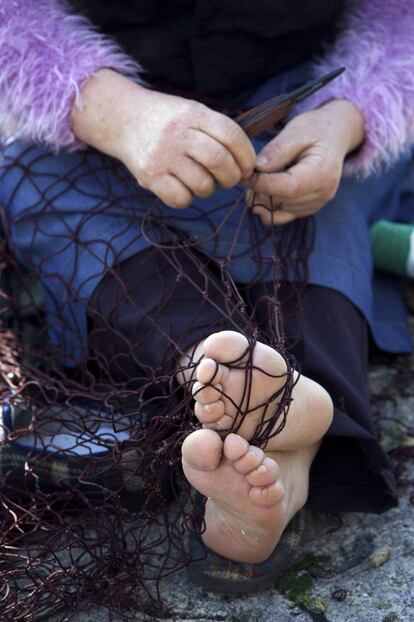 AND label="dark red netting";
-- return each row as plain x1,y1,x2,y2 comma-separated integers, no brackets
0,106,314,620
